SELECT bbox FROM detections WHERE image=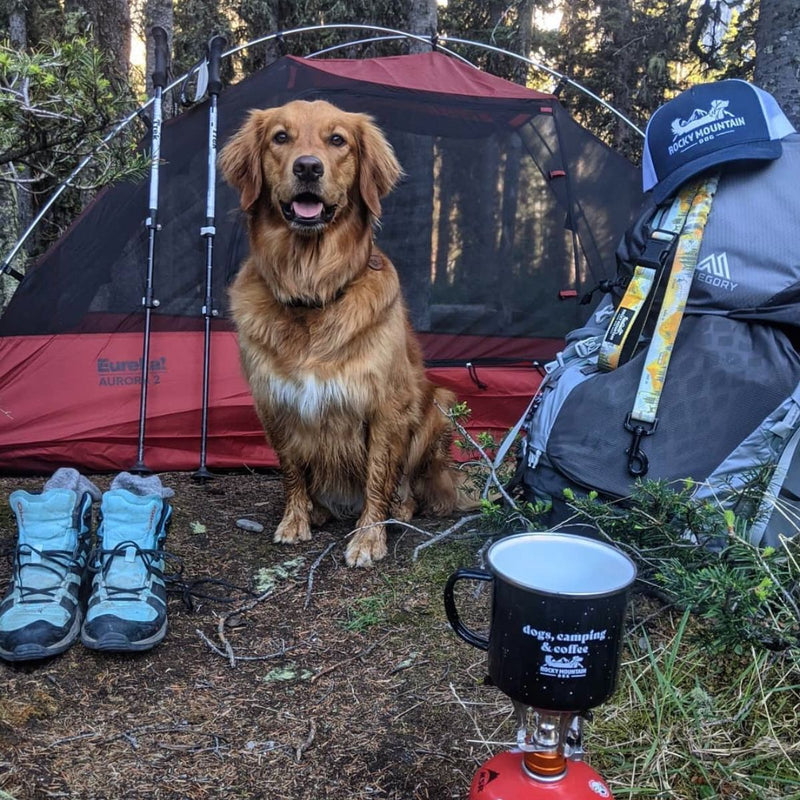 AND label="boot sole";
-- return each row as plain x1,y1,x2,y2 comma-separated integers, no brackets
80,620,167,653
0,611,83,662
